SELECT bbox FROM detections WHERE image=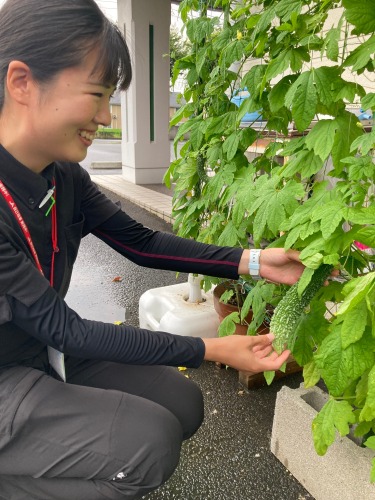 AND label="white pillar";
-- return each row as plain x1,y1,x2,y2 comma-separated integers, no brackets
118,0,171,185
